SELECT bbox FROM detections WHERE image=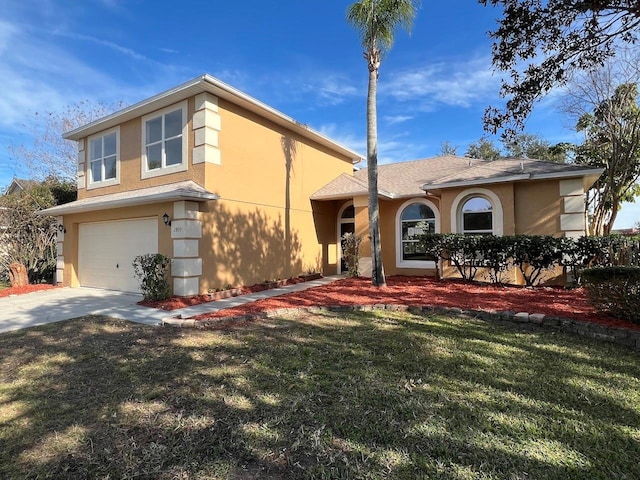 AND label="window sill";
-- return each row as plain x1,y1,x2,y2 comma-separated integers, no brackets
141,163,187,180
397,260,436,269
87,178,120,190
